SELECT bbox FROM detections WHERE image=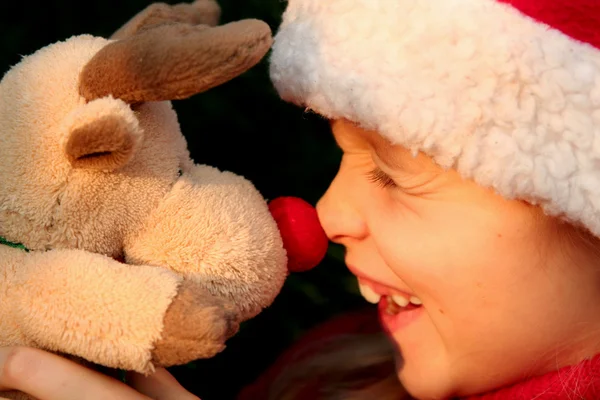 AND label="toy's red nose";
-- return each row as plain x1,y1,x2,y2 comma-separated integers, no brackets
268,196,329,272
